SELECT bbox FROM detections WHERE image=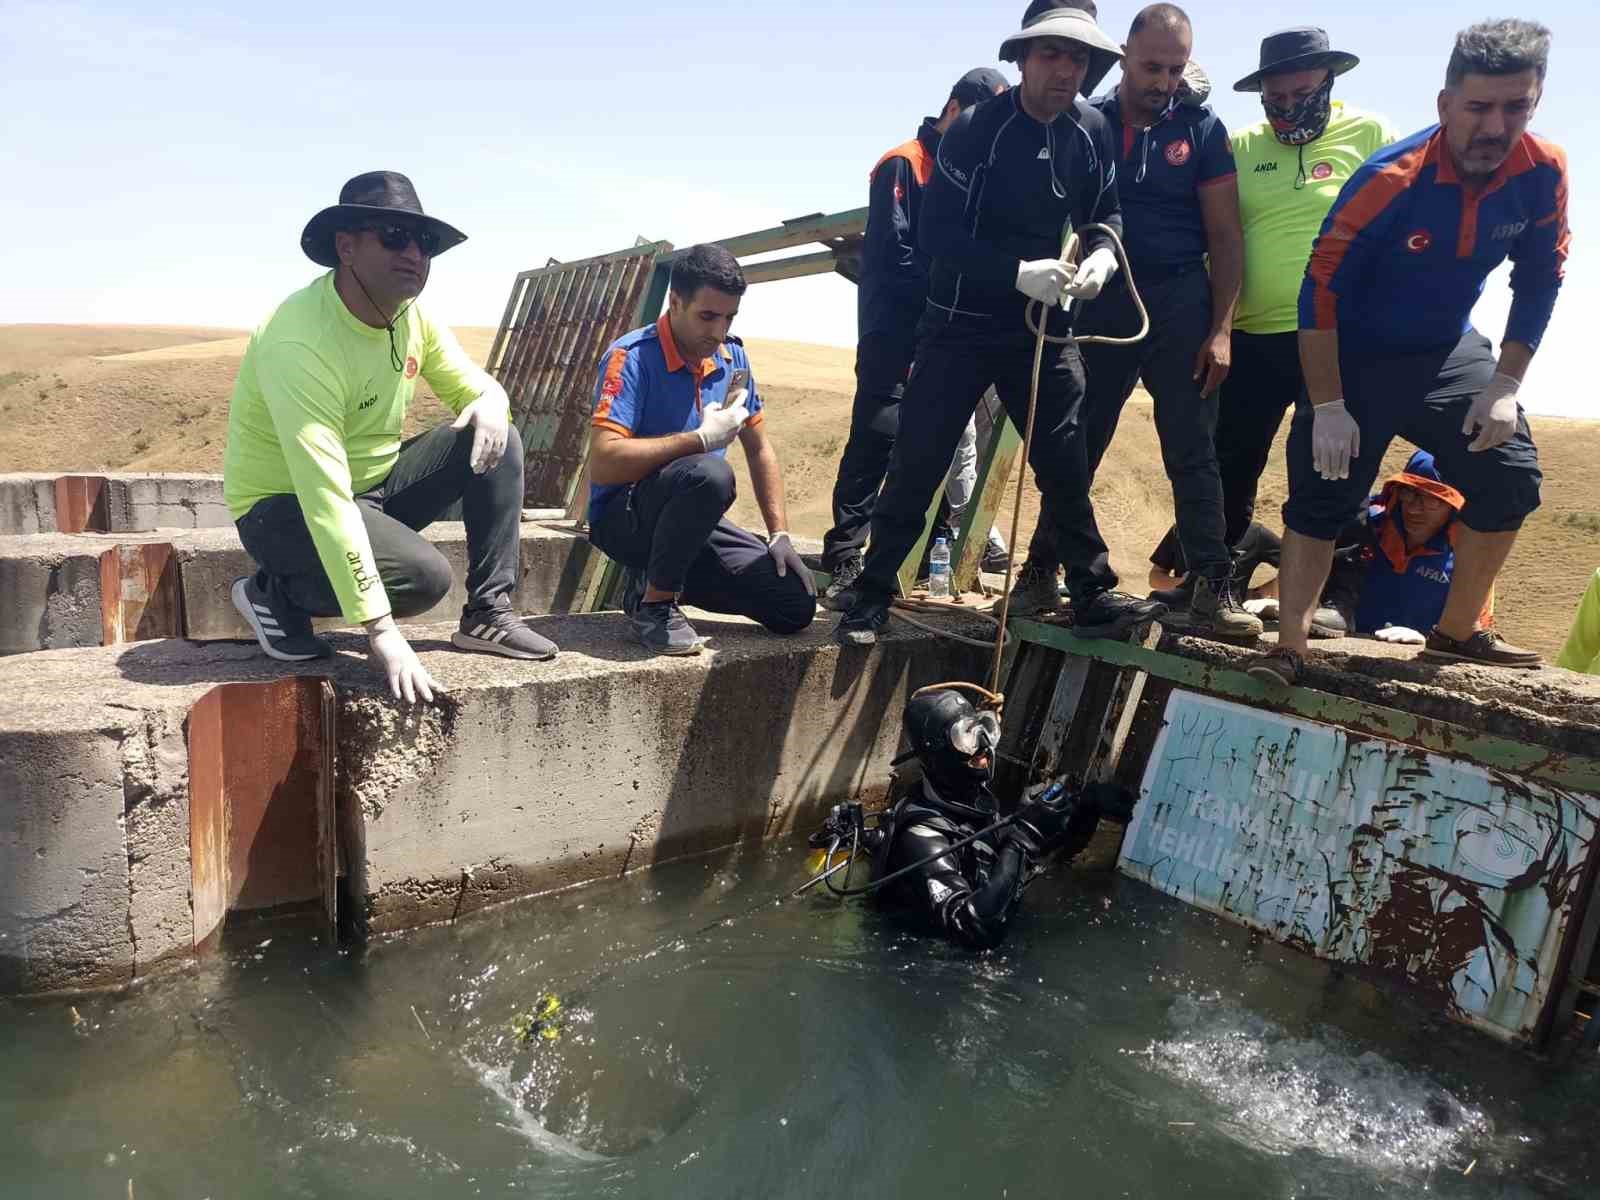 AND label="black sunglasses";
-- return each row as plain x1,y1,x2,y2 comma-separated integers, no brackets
359,223,441,256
